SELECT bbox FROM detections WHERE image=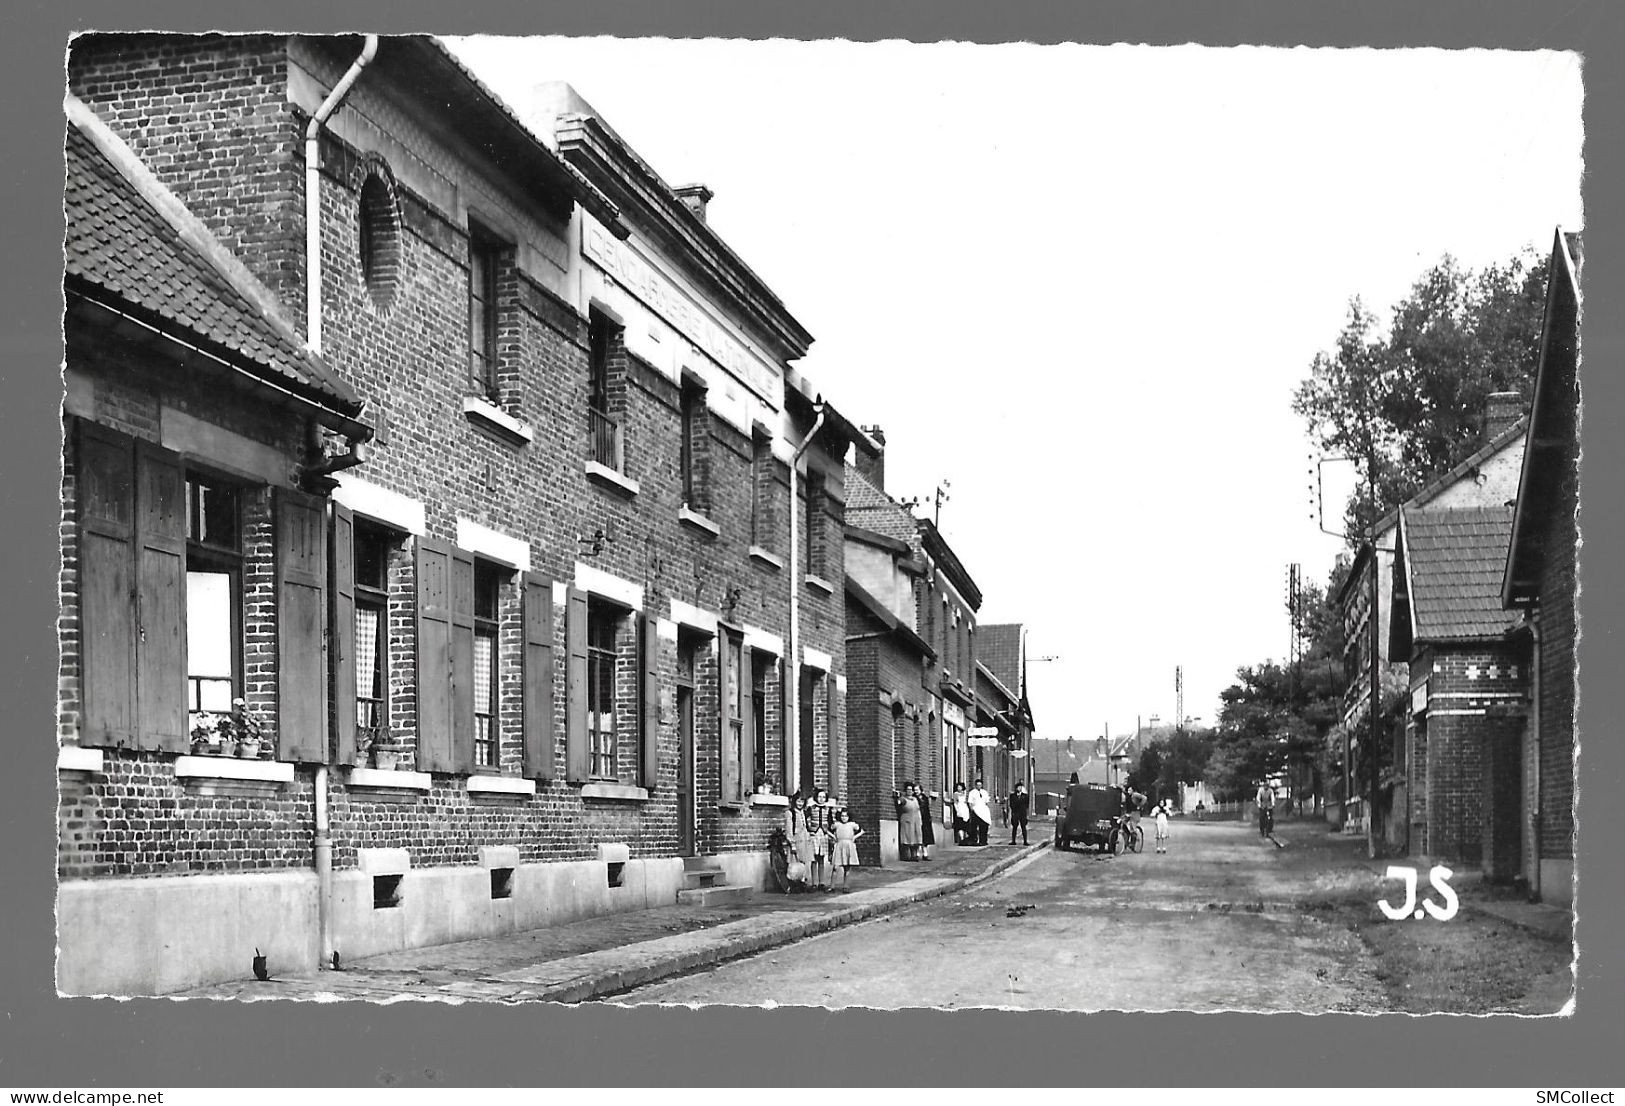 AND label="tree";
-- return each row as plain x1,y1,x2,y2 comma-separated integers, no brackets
1293,249,1549,541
